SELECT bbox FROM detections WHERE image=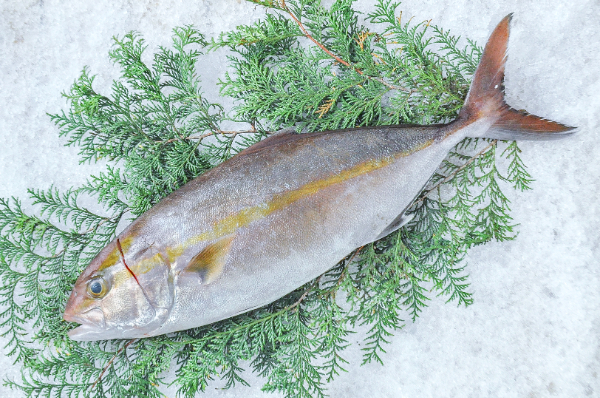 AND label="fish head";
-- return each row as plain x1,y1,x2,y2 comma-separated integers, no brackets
63,234,174,341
